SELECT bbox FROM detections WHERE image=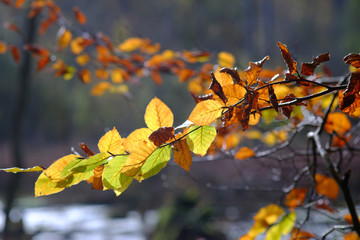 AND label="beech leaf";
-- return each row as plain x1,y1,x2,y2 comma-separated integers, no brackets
148,127,174,146
234,147,255,160
145,97,174,130
343,53,360,68
0,166,44,173
173,139,192,171
98,127,125,155
188,100,223,125
301,52,330,76
186,125,216,156
315,173,339,200
209,72,228,104
277,42,297,74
